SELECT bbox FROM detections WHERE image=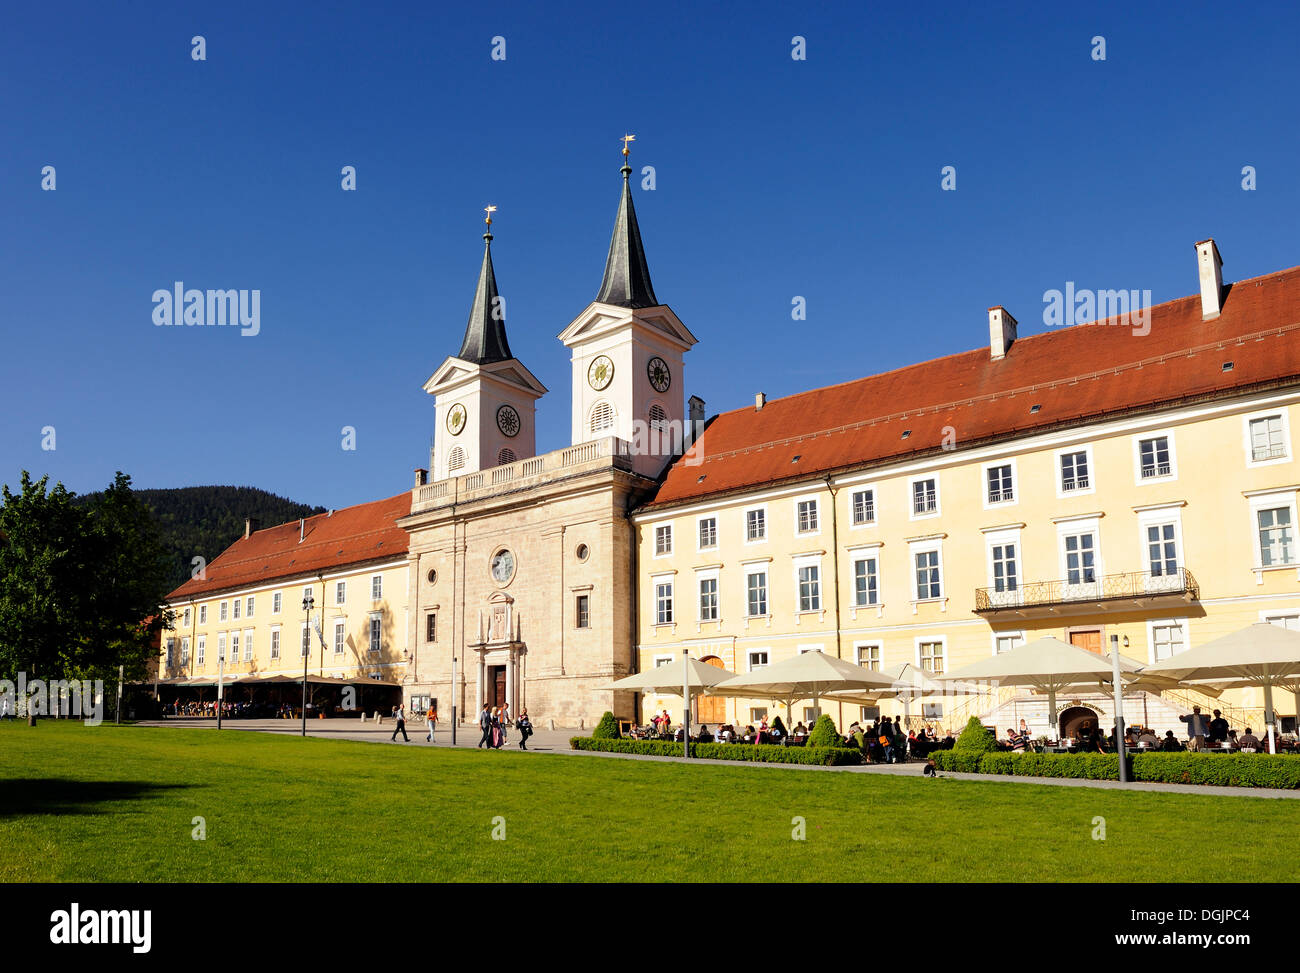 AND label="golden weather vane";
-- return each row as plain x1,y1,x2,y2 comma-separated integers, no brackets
621,134,635,160
484,204,497,228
